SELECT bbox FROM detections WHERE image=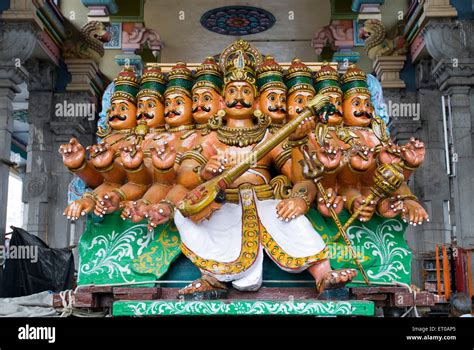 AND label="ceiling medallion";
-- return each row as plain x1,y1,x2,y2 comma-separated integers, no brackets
200,6,276,36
